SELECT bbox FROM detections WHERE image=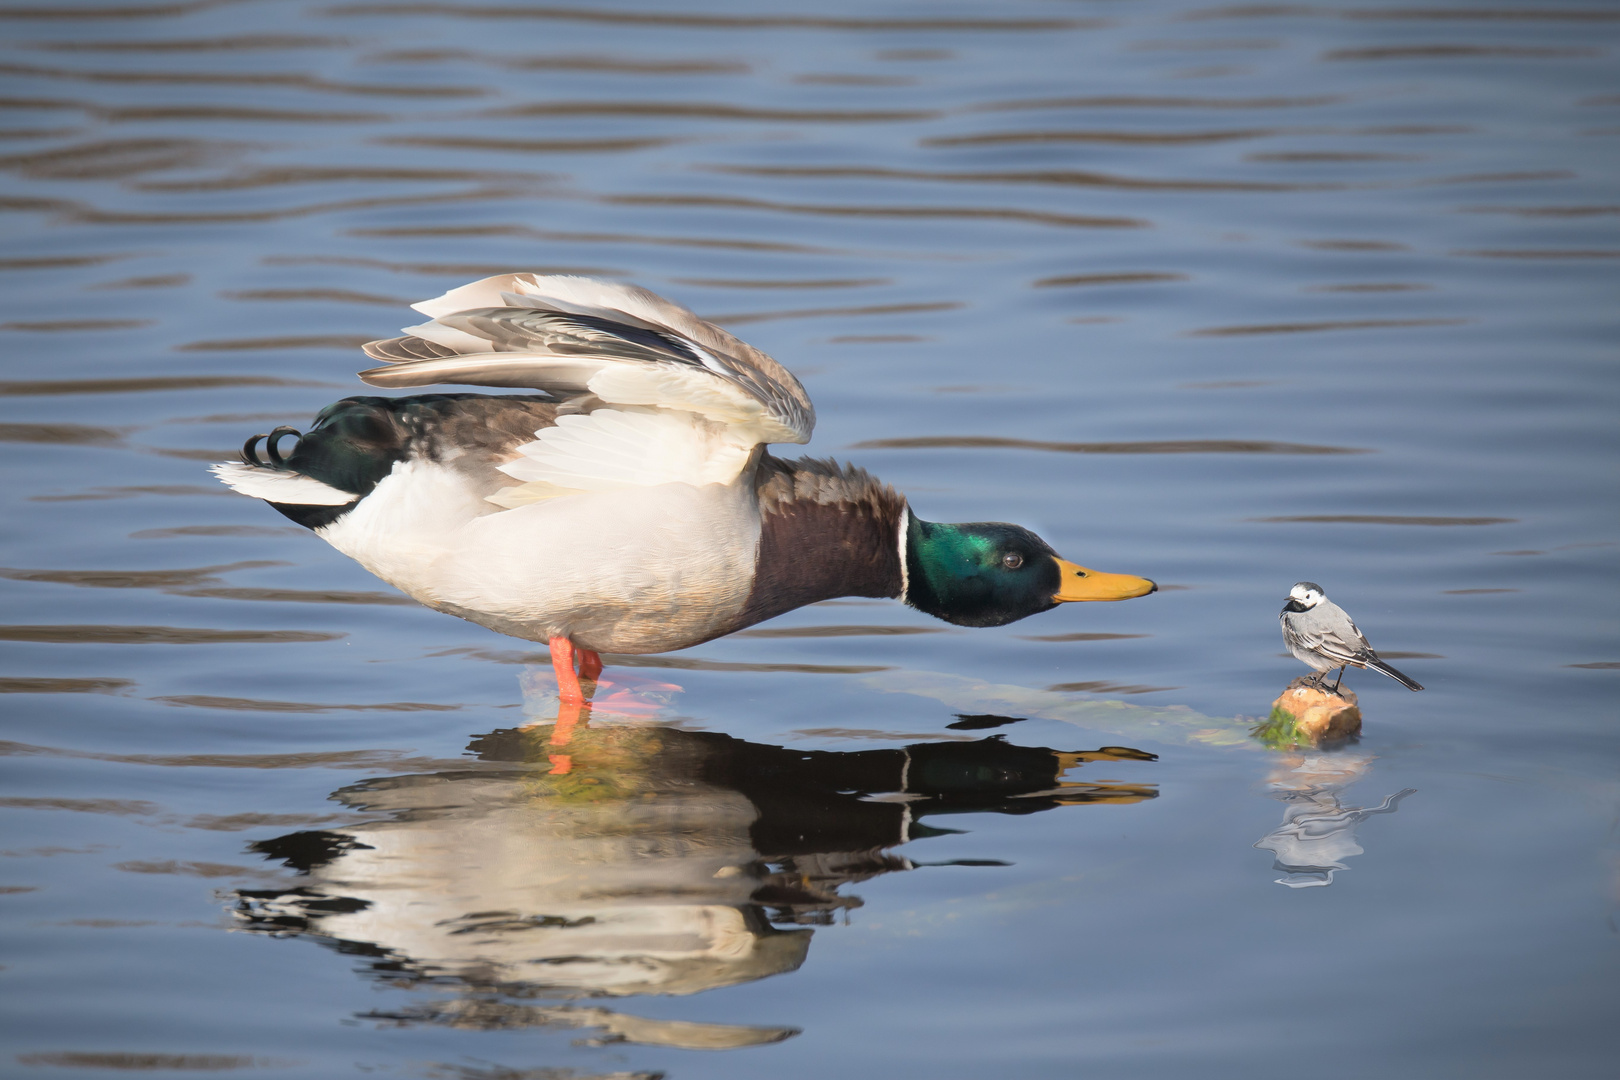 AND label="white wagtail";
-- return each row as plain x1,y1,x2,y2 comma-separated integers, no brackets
1280,582,1423,692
